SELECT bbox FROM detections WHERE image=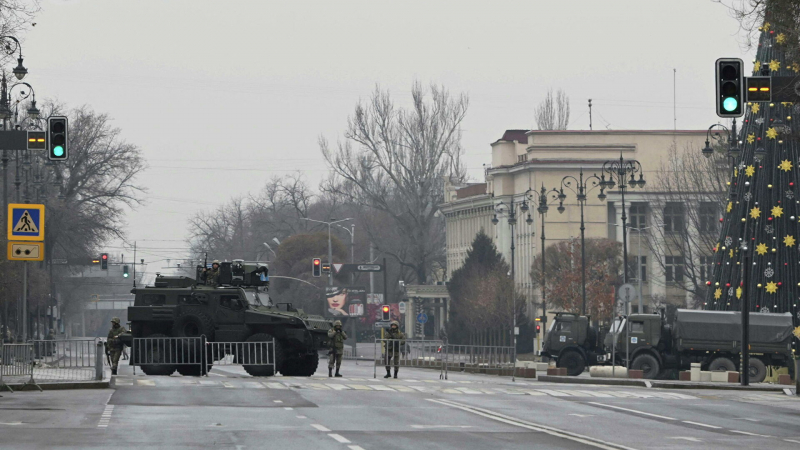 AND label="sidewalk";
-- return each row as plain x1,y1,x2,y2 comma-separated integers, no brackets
538,374,796,392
